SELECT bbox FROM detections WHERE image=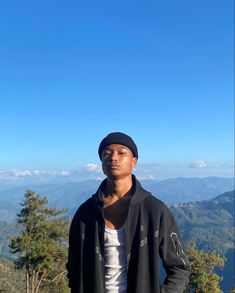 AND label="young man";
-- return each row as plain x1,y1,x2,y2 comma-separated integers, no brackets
67,132,190,293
